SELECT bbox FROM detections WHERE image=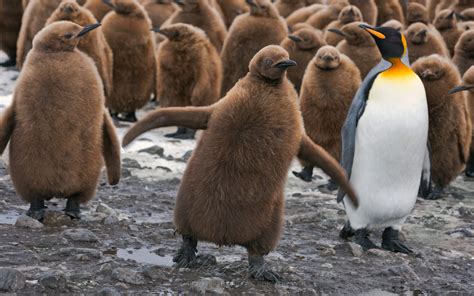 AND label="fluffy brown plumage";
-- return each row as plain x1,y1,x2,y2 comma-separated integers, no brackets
215,0,248,28
281,27,326,91
0,21,121,220
122,45,358,282
84,0,113,21
141,0,178,28
374,0,404,25
412,54,471,191
220,0,287,95
305,0,350,30
47,0,114,100
382,19,404,31
453,29,474,76
286,3,325,26
275,0,305,18
460,8,474,21
404,22,450,63
406,2,429,26
0,0,22,66
101,0,156,120
434,9,465,57
348,0,377,25
324,5,362,46
449,0,474,14
16,0,63,70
